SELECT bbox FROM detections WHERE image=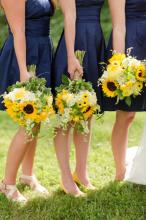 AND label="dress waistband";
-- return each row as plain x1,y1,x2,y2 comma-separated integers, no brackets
126,10,146,21
76,6,101,22
9,17,50,37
